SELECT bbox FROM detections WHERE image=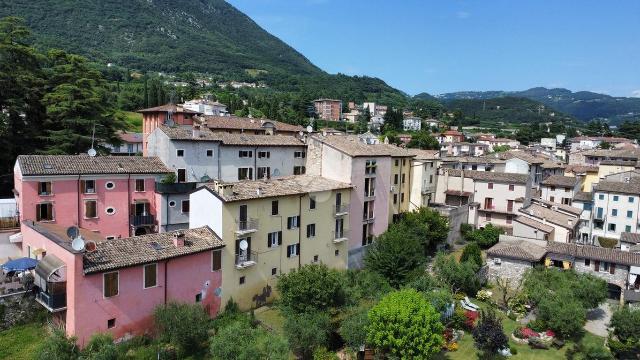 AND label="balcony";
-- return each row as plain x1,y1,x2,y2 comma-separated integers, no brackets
130,215,155,226
155,182,197,194
334,204,349,216
235,251,258,269
332,230,349,243
235,219,259,236
0,216,19,230
35,290,66,312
